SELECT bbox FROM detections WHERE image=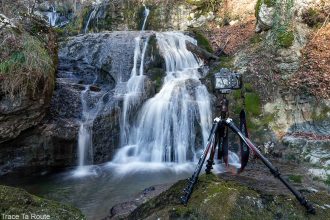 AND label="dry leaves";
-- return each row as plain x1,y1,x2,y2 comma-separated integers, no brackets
289,23,330,99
